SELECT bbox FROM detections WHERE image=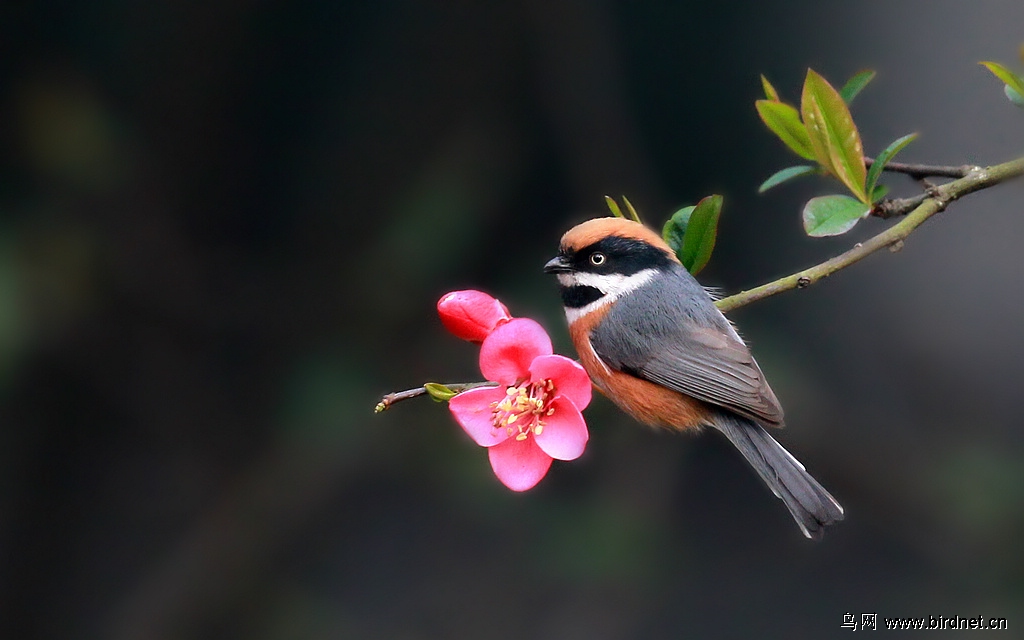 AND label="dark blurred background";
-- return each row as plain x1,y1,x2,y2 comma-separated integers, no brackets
2,1,1023,638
